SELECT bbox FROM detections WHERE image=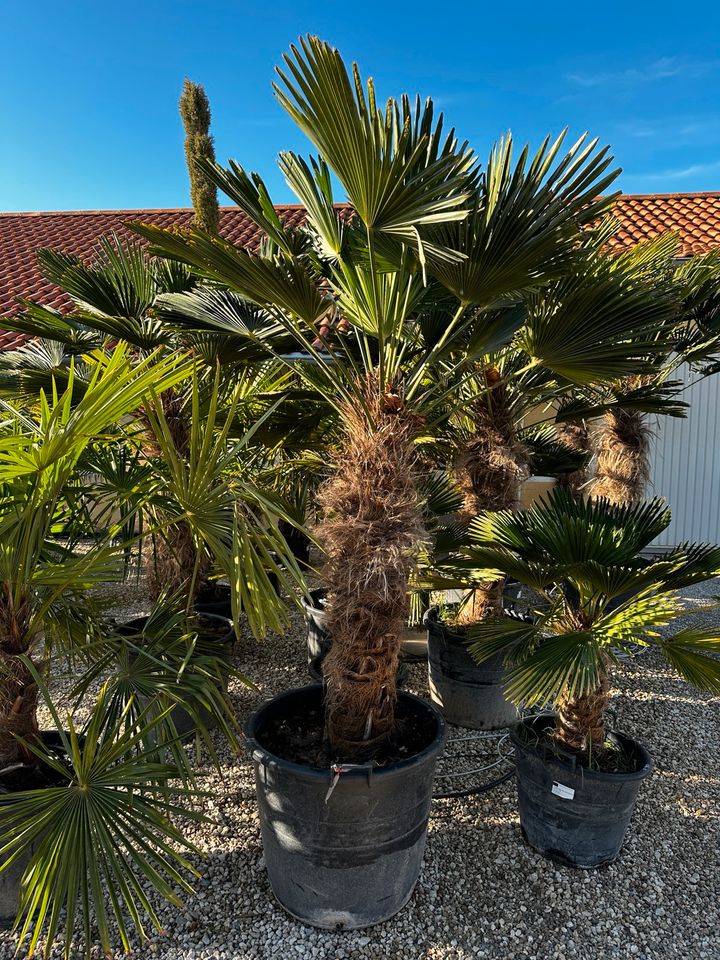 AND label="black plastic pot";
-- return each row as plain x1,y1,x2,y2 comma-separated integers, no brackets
300,589,332,666
194,583,233,619
0,731,75,924
117,613,234,738
510,714,653,868
245,684,446,929
425,608,517,729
